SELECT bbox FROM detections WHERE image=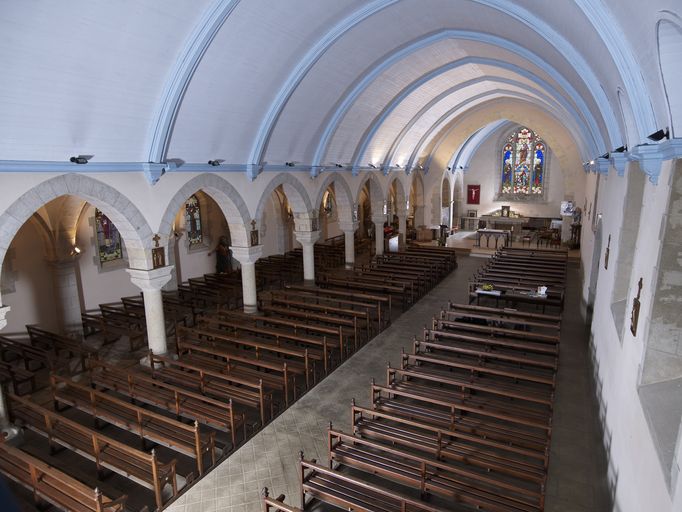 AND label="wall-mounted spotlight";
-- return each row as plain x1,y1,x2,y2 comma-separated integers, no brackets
69,246,81,256
69,155,90,164
613,145,627,153
600,152,609,159
394,163,401,168
285,161,296,167
447,166,452,171
368,163,377,169
207,160,222,166
335,163,344,168
647,128,669,142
